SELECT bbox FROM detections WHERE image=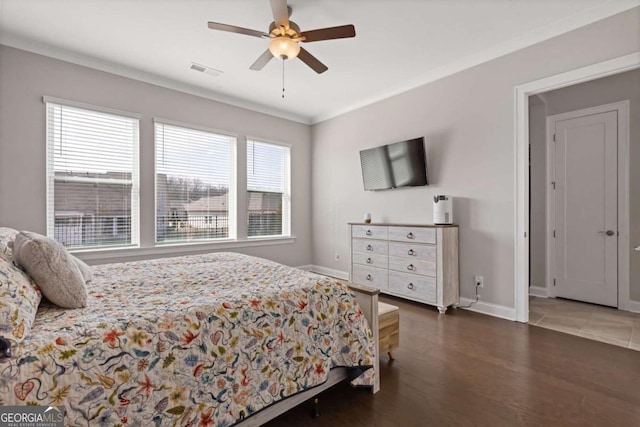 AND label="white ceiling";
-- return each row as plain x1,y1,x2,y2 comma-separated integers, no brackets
1,0,638,124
